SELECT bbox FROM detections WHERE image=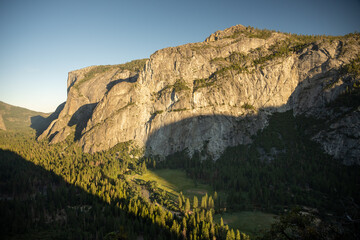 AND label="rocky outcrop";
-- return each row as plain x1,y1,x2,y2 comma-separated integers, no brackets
313,110,360,165
38,61,146,142
41,25,360,164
